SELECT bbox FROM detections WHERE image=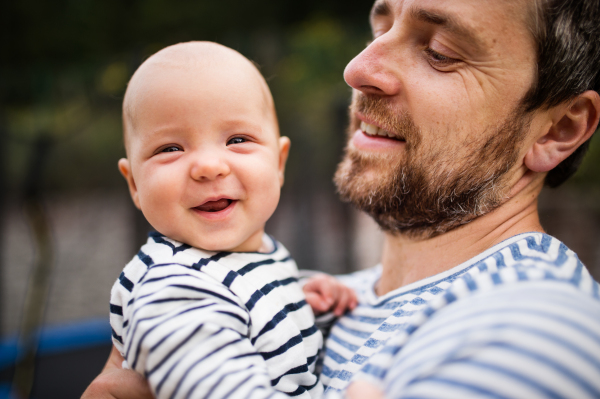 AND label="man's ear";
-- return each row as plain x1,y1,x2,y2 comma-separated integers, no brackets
118,158,141,210
277,136,291,187
525,90,600,173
